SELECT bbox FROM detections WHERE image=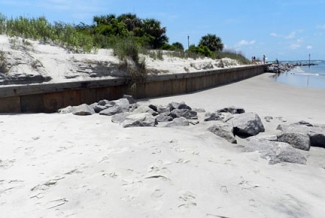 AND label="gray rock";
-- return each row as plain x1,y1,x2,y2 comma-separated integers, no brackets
294,120,313,127
123,95,136,104
192,108,206,113
58,106,73,114
122,113,157,128
72,104,95,116
157,105,169,114
277,132,311,151
99,105,123,116
164,117,189,127
217,106,245,114
245,137,307,165
277,124,325,148
204,112,223,122
113,98,130,111
170,109,197,119
132,105,157,116
156,113,173,122
230,112,265,137
208,124,237,144
111,112,130,124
